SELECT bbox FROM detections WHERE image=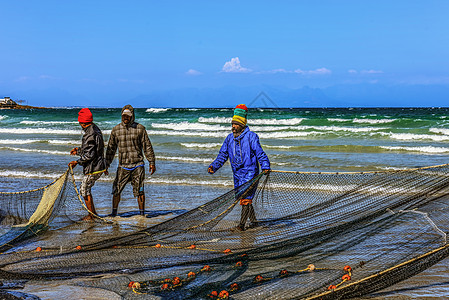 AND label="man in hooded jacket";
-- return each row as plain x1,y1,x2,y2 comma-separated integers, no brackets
105,105,156,216
69,108,106,220
208,104,270,231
